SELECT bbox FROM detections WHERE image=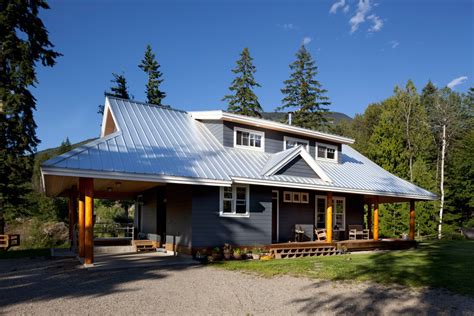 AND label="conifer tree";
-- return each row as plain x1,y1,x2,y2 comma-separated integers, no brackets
108,73,130,99
0,0,61,233
278,45,330,129
222,48,263,117
98,73,131,114
139,45,166,105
